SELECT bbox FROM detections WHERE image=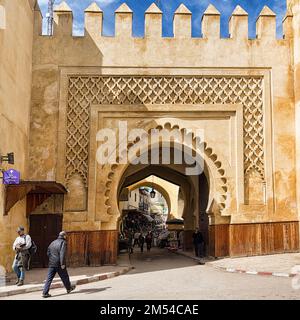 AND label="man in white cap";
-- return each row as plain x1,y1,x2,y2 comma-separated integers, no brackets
12,226,32,286
42,231,75,298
